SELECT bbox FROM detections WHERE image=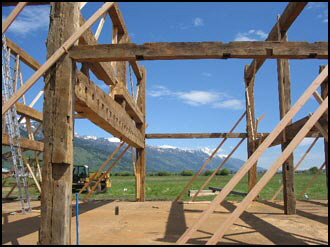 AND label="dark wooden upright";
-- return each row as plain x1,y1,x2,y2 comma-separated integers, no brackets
40,2,79,244
244,65,258,194
277,35,296,214
135,67,146,201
